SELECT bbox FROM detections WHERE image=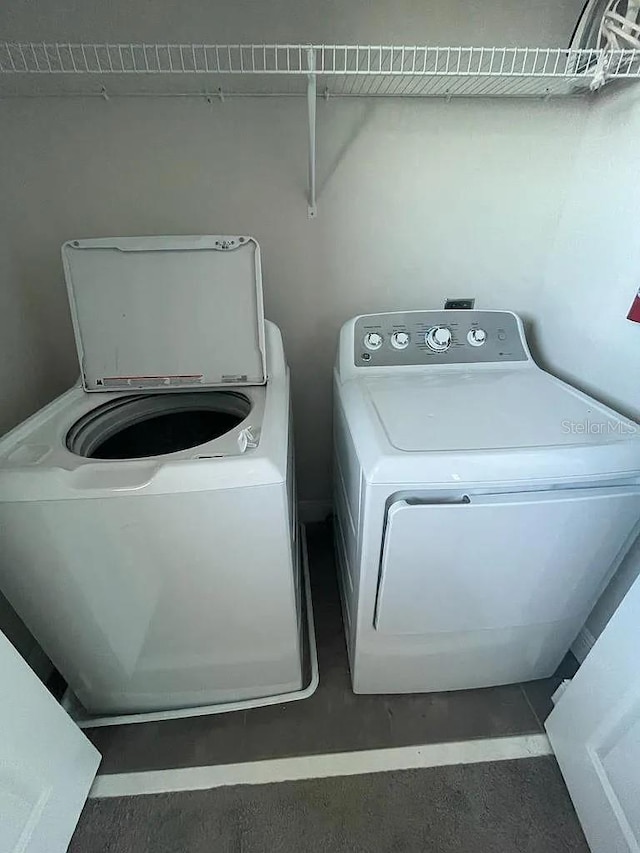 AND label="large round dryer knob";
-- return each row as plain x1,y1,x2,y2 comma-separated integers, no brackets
424,326,452,353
